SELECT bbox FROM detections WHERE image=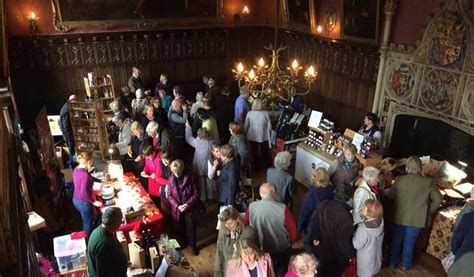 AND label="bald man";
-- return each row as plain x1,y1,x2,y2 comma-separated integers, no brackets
59,94,77,167
244,182,298,277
